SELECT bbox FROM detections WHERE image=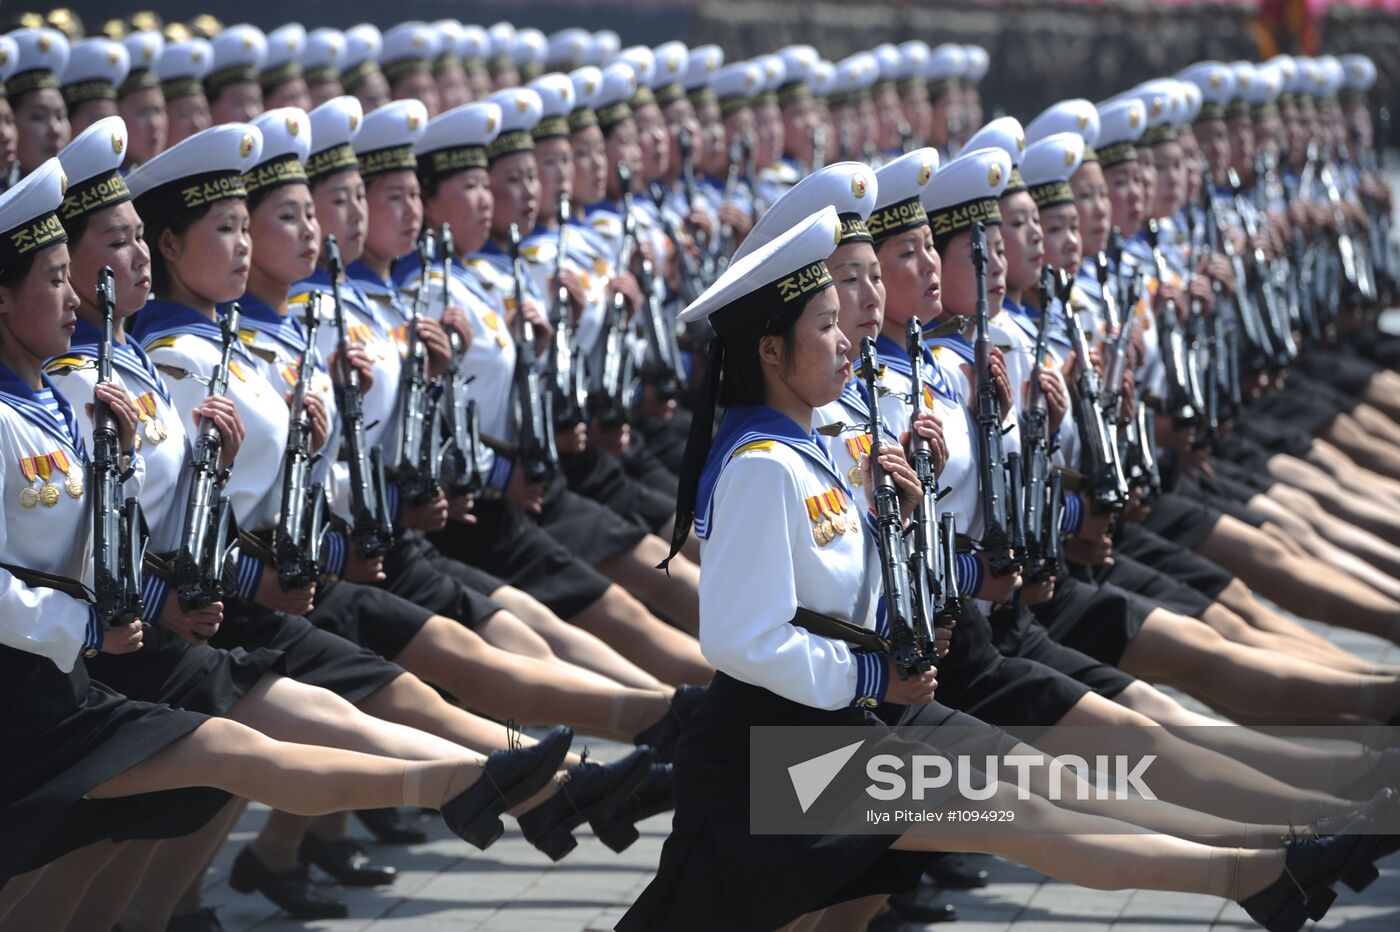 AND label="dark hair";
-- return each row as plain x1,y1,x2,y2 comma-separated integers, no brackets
147,201,215,295
716,298,806,406
308,165,360,194
0,250,39,289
